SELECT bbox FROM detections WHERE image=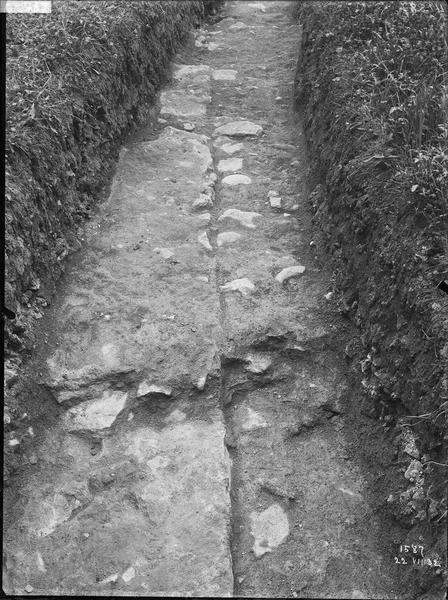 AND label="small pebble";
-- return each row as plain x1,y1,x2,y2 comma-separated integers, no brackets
324,292,333,301
25,585,34,593
183,123,195,131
